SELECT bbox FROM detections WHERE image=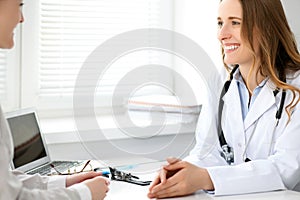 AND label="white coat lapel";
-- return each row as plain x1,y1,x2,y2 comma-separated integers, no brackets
244,81,276,130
